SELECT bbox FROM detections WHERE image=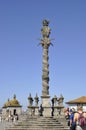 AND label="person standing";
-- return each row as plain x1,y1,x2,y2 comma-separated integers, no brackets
74,106,86,130
69,109,76,130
